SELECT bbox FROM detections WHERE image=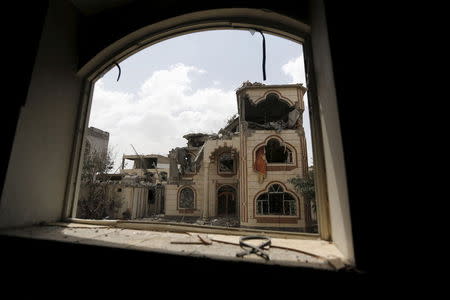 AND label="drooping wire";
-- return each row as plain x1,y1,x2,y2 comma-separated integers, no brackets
249,29,267,81
258,30,267,81
114,62,121,82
